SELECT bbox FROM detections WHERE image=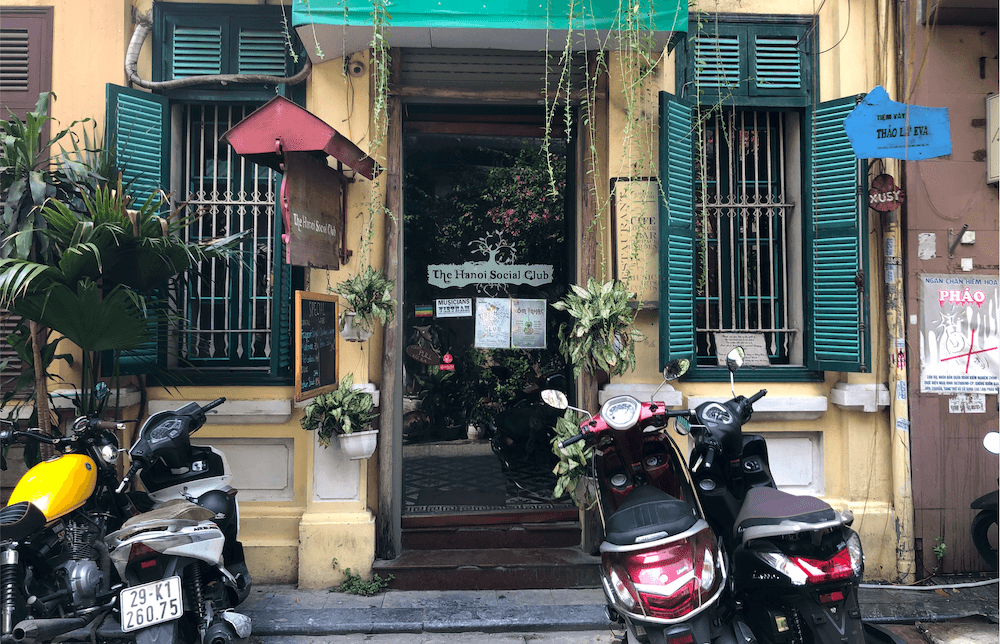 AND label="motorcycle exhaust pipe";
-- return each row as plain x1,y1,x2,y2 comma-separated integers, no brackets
10,618,87,644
